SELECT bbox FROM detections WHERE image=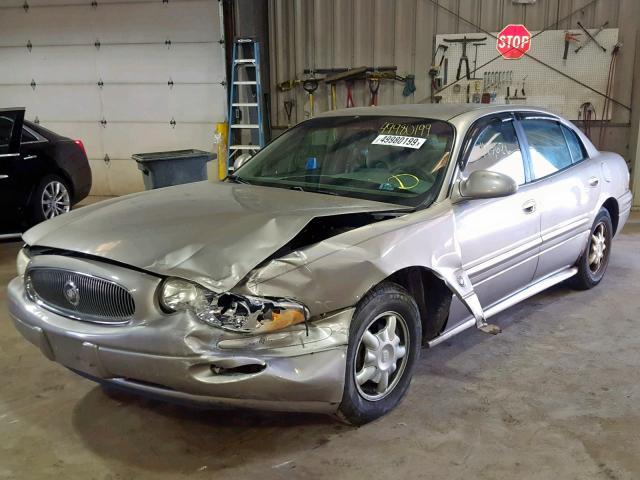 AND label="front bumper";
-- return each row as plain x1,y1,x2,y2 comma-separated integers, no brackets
8,271,352,413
